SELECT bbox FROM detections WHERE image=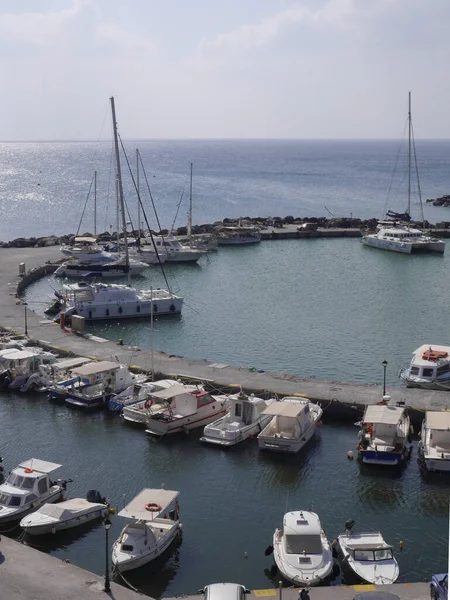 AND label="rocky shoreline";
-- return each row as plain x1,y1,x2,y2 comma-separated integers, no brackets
0,214,446,248
426,194,450,207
